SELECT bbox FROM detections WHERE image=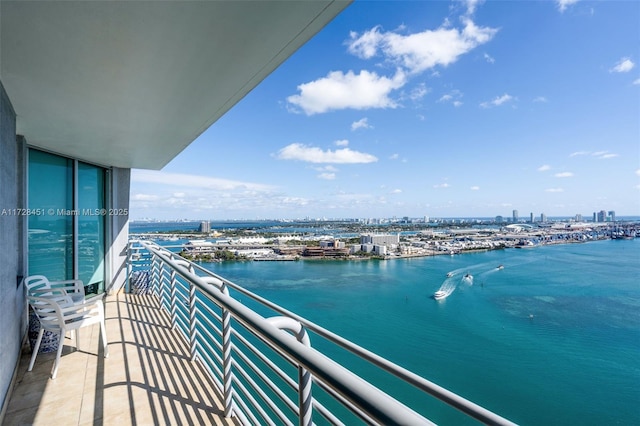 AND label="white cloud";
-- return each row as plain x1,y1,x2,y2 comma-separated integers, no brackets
438,89,463,106
610,57,635,73
292,7,496,115
556,0,579,13
276,143,378,164
132,193,159,201
483,53,495,64
433,183,451,188
389,153,400,160
533,96,548,103
347,18,498,75
634,78,640,85
131,170,273,191
390,189,403,194
569,151,618,160
480,93,514,108
569,151,589,157
636,169,640,176
546,188,564,192
351,118,372,131
318,173,336,180
312,165,338,173
287,69,406,115
470,186,480,190
335,139,349,147
555,172,574,178
408,83,429,101
538,164,551,172
463,0,484,16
